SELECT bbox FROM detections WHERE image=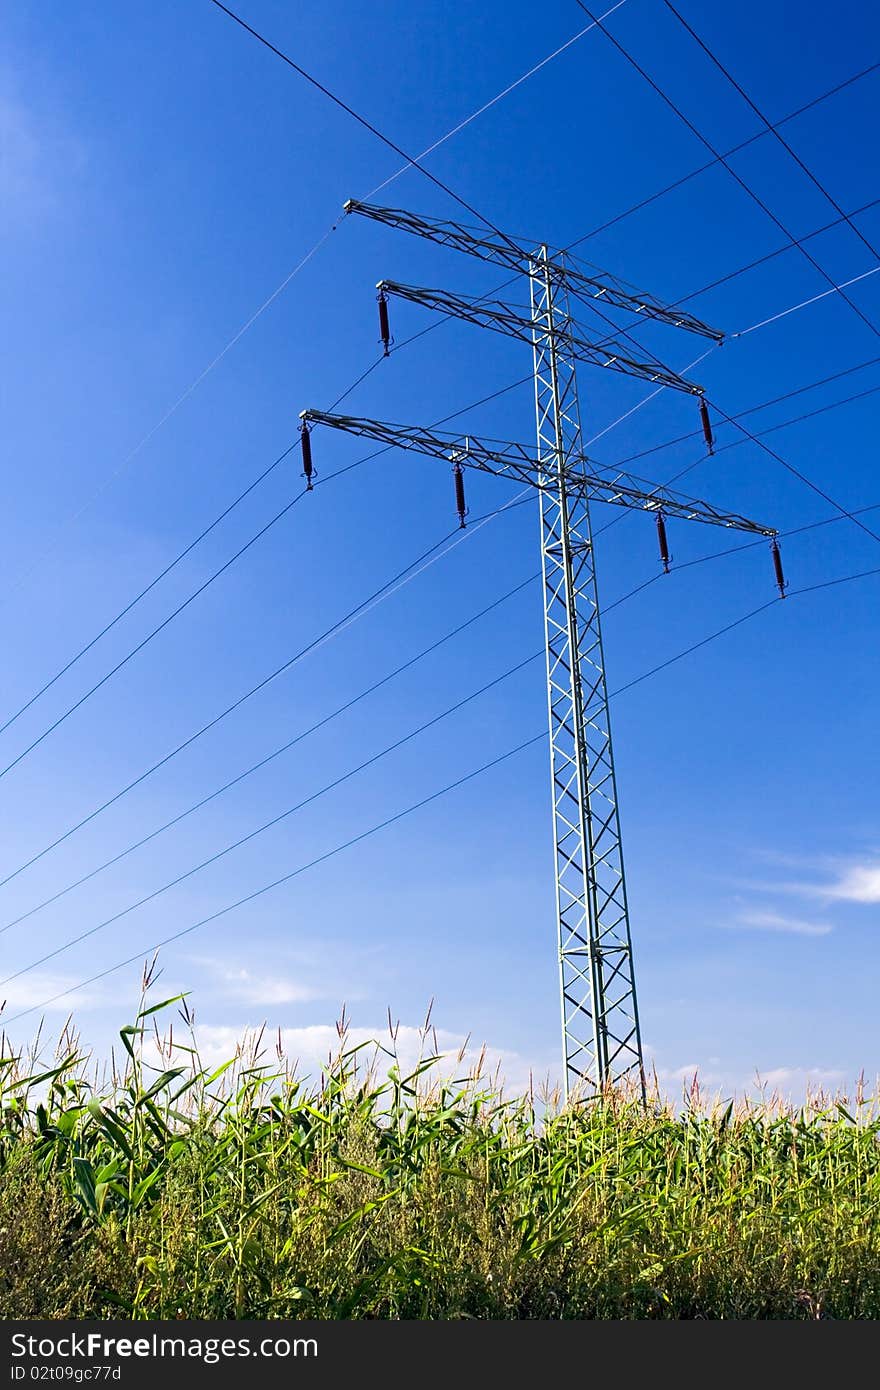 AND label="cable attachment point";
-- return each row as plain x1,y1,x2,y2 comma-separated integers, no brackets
377,285,393,357
453,458,468,529
770,538,787,598
699,395,715,455
655,511,672,573
300,421,315,491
